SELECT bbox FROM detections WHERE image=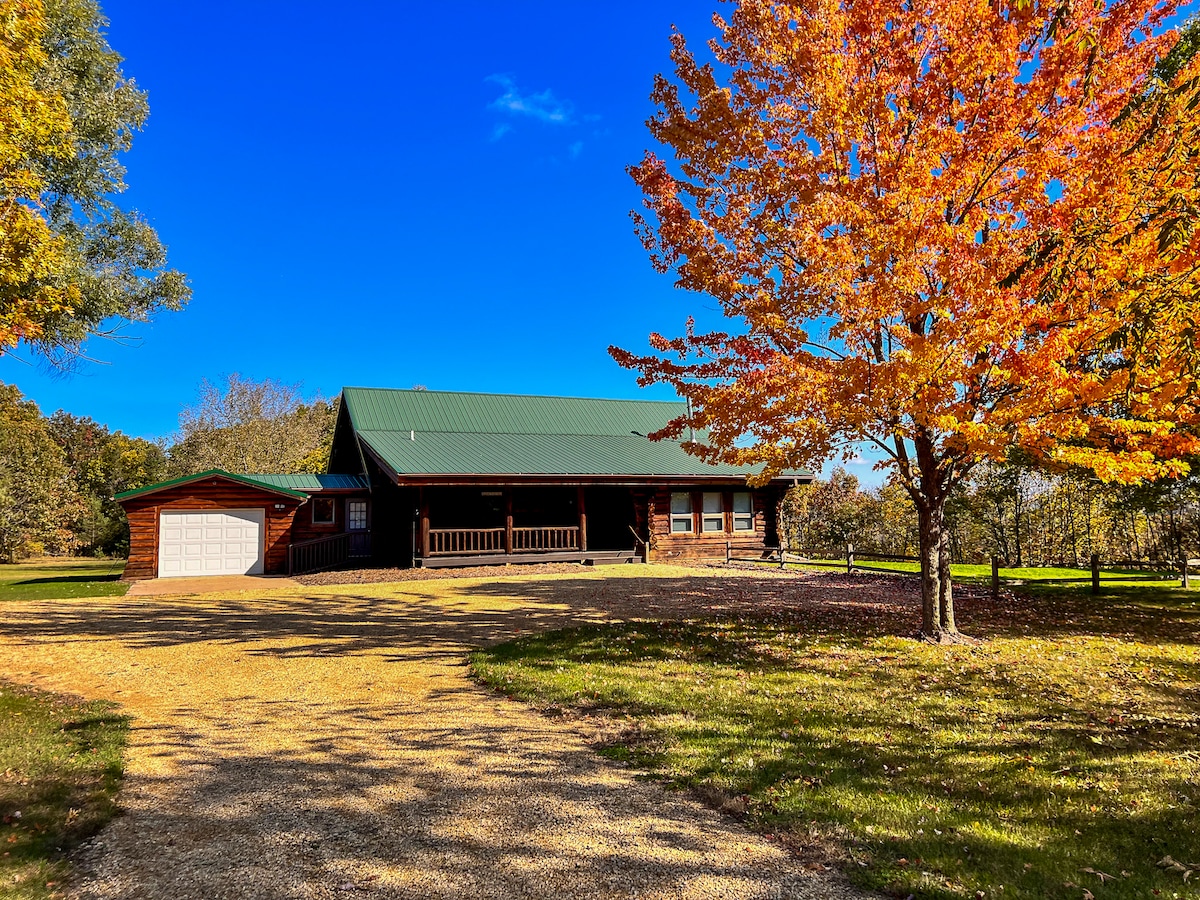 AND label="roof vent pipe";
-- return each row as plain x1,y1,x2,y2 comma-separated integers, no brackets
410,430,415,441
